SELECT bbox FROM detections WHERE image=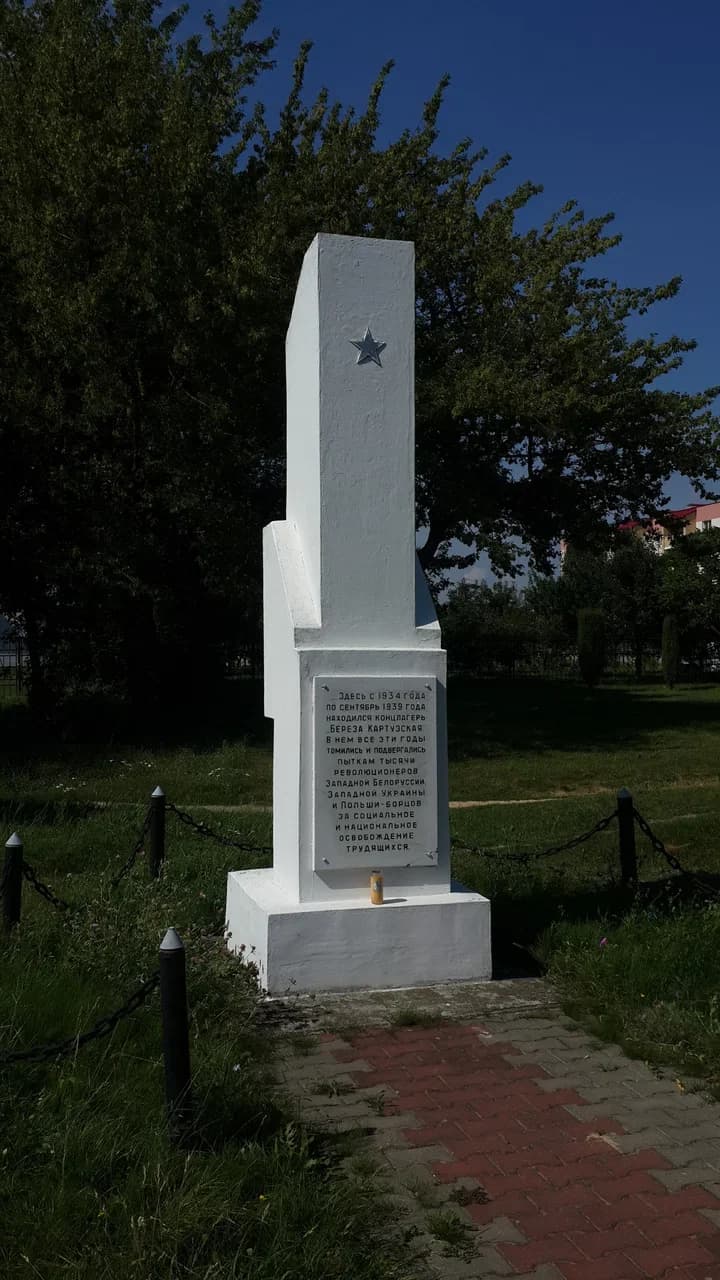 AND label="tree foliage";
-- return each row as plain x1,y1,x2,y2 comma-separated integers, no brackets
0,0,276,710
1,0,718,711
440,581,558,675
661,614,680,688
577,609,606,687
659,528,720,653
